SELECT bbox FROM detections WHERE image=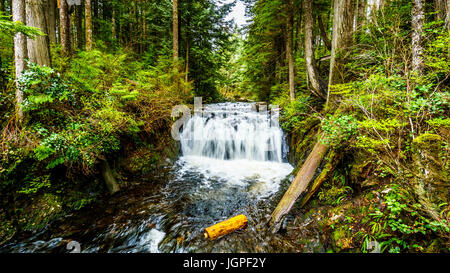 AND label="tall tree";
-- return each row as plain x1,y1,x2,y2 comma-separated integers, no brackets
327,0,354,103
173,0,179,61
85,0,93,51
446,0,450,30
286,0,295,101
59,0,71,56
433,0,445,22
25,0,51,66
46,0,56,44
75,2,83,50
12,0,27,123
304,0,327,99
411,0,424,74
